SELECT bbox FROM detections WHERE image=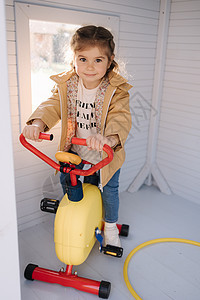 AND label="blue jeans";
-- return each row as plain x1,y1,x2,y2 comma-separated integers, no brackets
59,157,120,223
102,169,120,223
